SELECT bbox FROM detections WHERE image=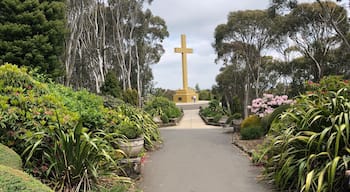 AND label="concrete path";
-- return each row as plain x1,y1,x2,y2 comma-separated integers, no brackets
140,109,273,192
